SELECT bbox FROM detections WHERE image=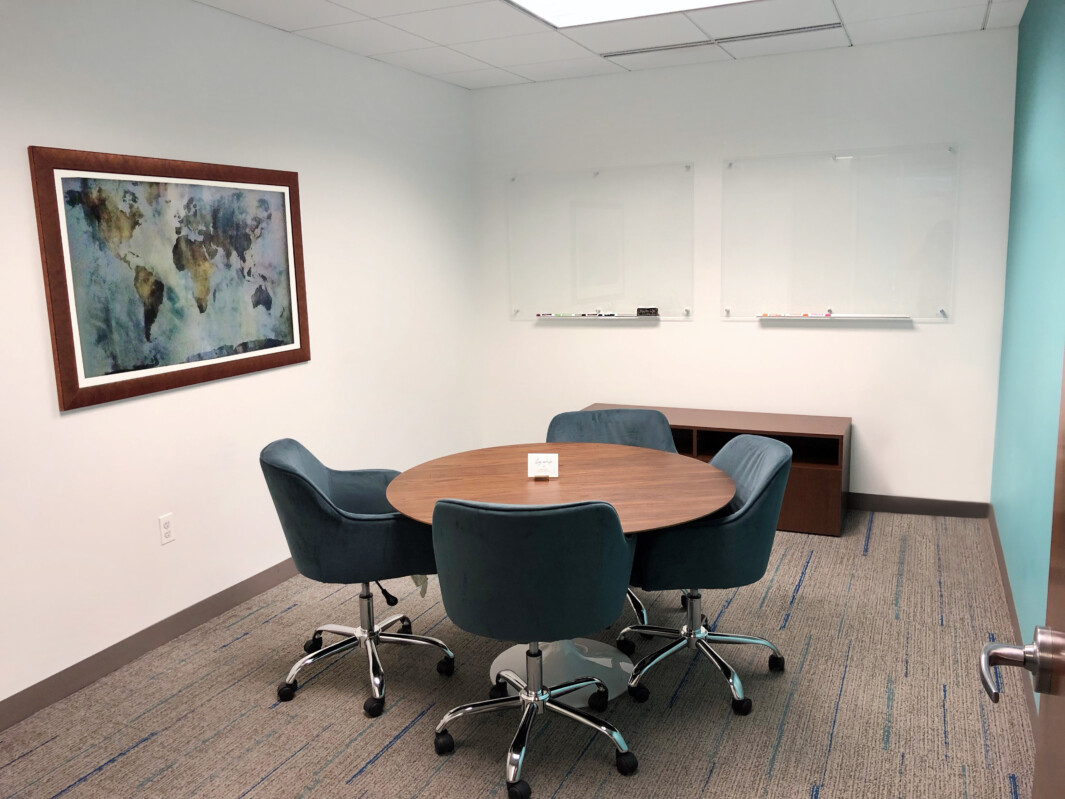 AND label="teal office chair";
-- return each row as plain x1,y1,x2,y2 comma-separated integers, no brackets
259,438,455,718
546,408,677,627
545,408,678,455
618,434,792,715
430,499,639,799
